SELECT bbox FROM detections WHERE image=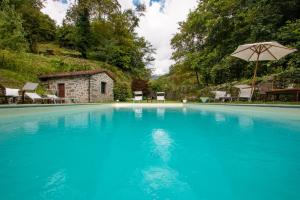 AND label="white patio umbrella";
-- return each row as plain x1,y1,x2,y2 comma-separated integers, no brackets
231,41,297,100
